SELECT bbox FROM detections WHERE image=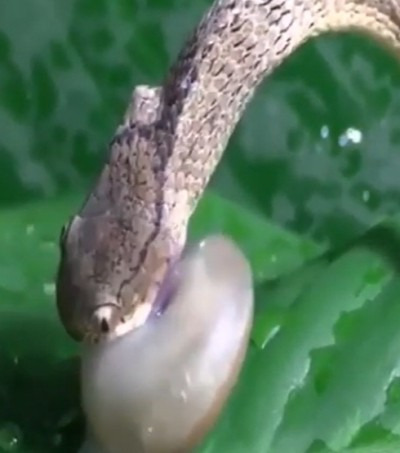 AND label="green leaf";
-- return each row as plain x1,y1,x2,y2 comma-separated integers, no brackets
190,194,323,282
197,219,400,453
